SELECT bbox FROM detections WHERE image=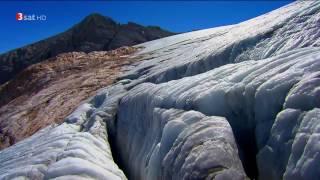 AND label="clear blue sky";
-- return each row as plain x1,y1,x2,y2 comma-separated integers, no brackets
0,1,294,54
